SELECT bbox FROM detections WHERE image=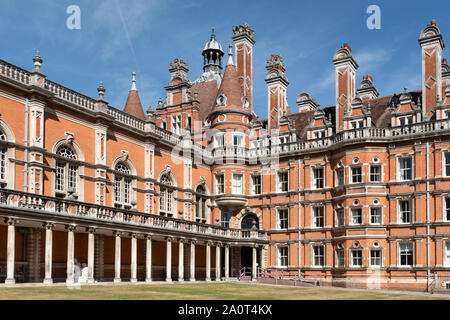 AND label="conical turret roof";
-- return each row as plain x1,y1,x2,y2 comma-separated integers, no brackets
123,72,146,120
